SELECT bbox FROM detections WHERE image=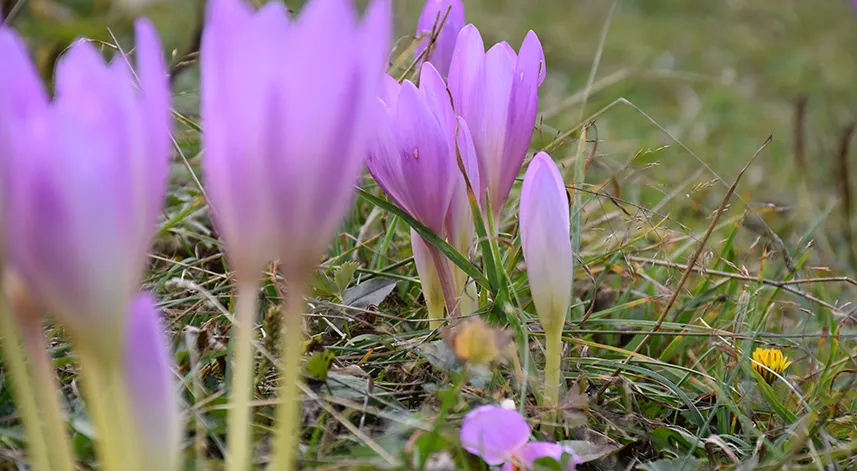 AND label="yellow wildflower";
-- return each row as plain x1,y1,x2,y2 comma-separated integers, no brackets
752,347,792,384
